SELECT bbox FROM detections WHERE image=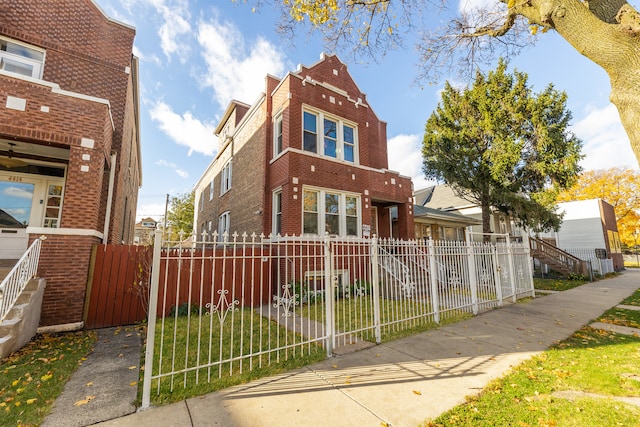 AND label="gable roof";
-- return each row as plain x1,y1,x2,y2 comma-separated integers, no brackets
413,205,481,225
415,184,476,211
